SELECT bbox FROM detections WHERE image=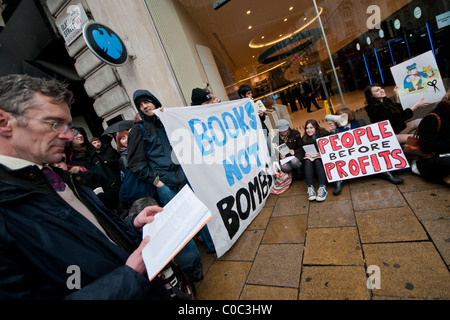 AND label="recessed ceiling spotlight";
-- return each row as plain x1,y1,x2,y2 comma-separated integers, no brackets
279,34,283,37
261,36,265,39
289,6,294,11
246,10,251,14
284,18,288,22
248,25,252,29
